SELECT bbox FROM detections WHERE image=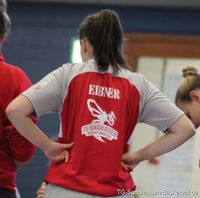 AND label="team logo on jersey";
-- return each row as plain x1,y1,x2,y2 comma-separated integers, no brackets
81,99,118,143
